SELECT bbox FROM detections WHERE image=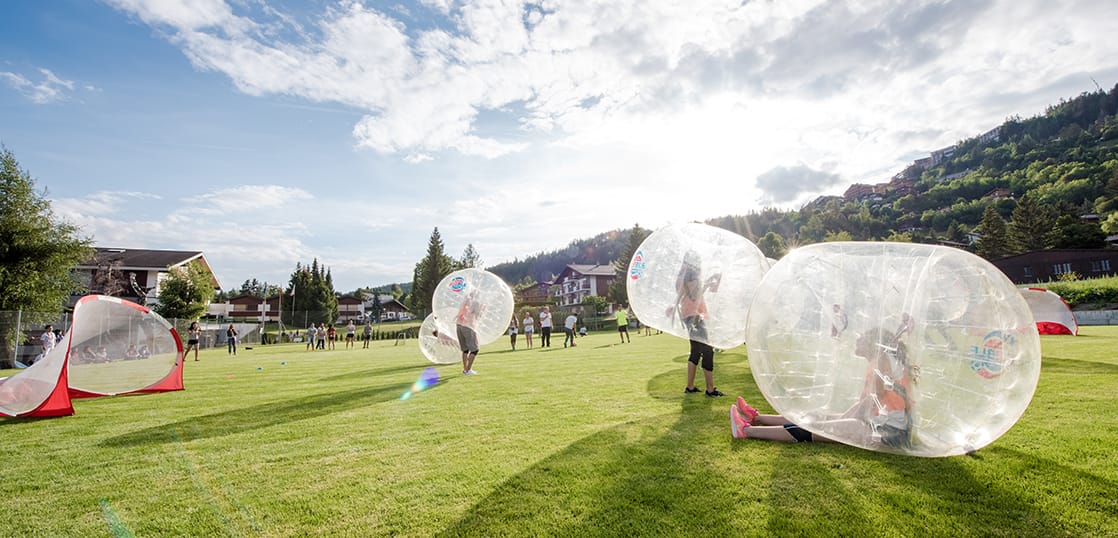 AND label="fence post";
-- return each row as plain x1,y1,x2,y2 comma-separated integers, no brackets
12,309,22,366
